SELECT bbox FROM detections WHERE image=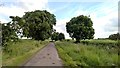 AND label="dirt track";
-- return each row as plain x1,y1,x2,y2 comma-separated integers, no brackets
23,42,63,66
